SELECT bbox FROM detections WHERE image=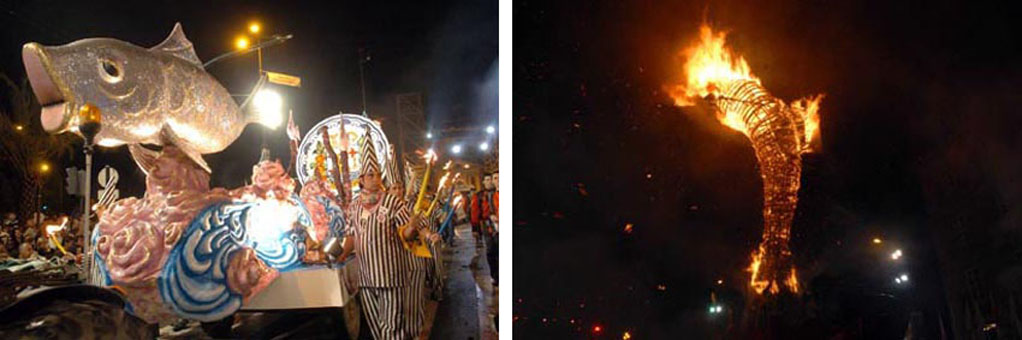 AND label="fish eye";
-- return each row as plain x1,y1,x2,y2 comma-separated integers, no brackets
98,59,123,83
